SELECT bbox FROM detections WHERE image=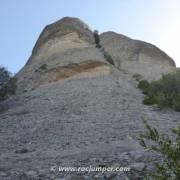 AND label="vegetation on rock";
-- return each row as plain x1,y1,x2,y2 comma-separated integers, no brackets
35,64,48,72
0,66,11,88
133,73,143,82
104,52,114,65
39,64,47,70
0,66,17,101
138,71,180,111
139,119,180,179
93,30,101,48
